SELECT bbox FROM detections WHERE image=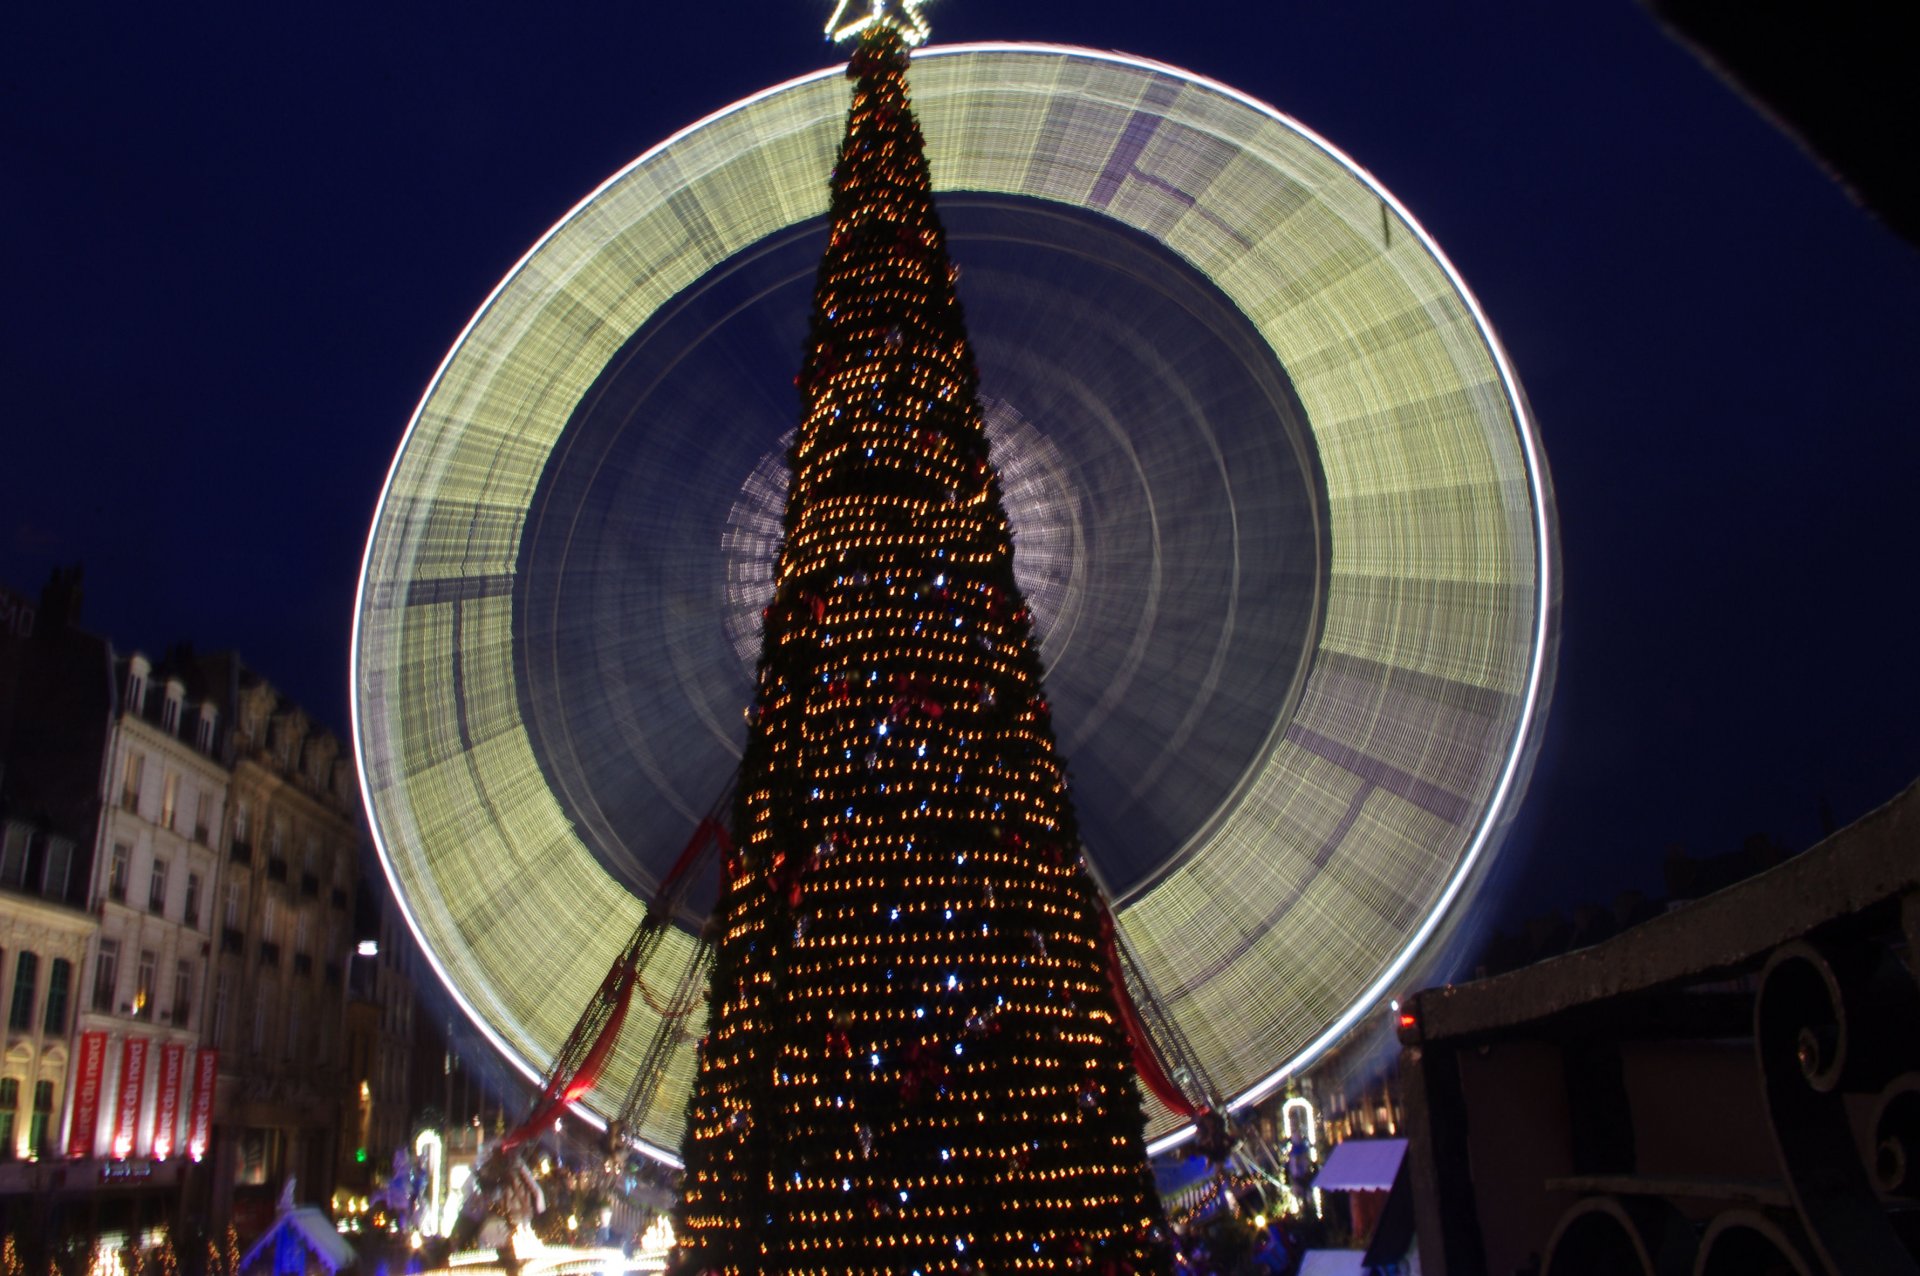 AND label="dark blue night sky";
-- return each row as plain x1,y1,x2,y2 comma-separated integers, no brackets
6,2,1917,940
